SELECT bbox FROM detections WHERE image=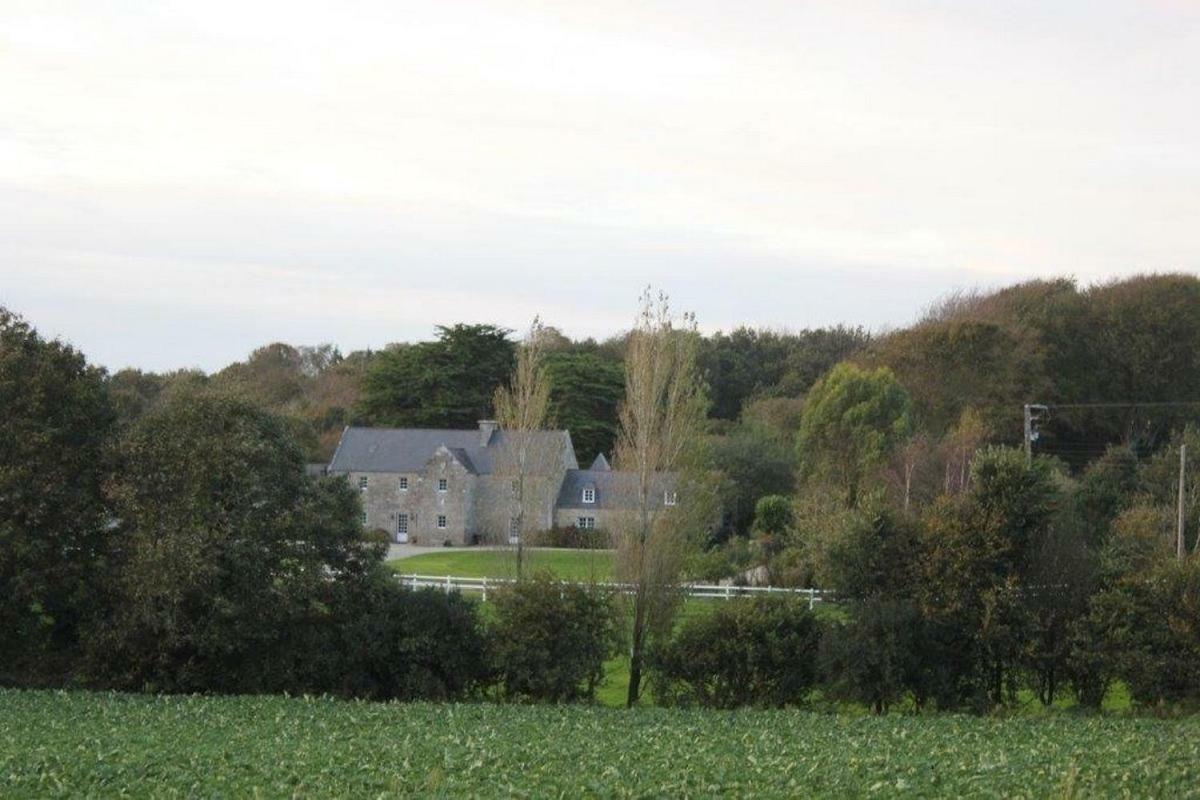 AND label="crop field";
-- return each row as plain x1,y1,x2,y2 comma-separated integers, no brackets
388,547,614,581
3,690,1198,798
